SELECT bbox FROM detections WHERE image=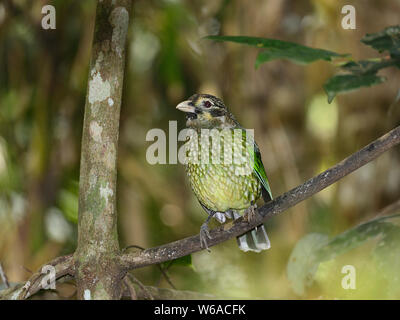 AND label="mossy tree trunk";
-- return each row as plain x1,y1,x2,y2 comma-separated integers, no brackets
74,0,131,300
